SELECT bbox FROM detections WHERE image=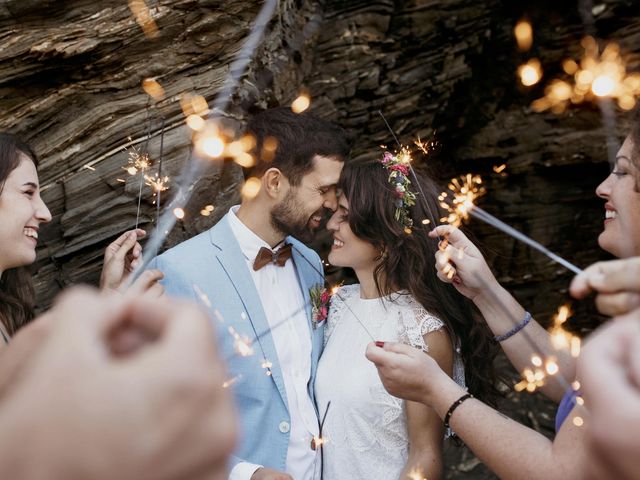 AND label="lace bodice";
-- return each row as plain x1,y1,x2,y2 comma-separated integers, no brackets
315,285,466,479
